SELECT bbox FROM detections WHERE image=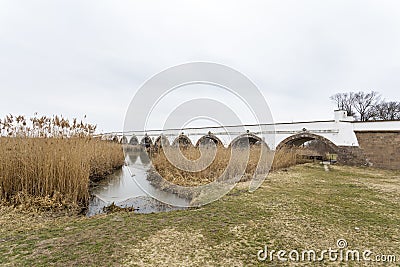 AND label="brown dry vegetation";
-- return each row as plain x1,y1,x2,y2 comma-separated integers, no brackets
151,145,305,187
0,115,124,211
